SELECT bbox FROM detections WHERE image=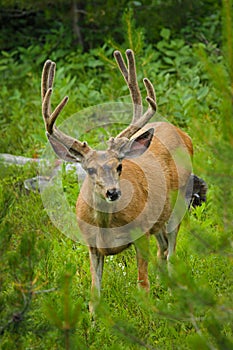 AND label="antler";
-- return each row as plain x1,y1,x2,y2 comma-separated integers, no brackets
41,51,155,159
41,60,92,159
114,49,157,139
